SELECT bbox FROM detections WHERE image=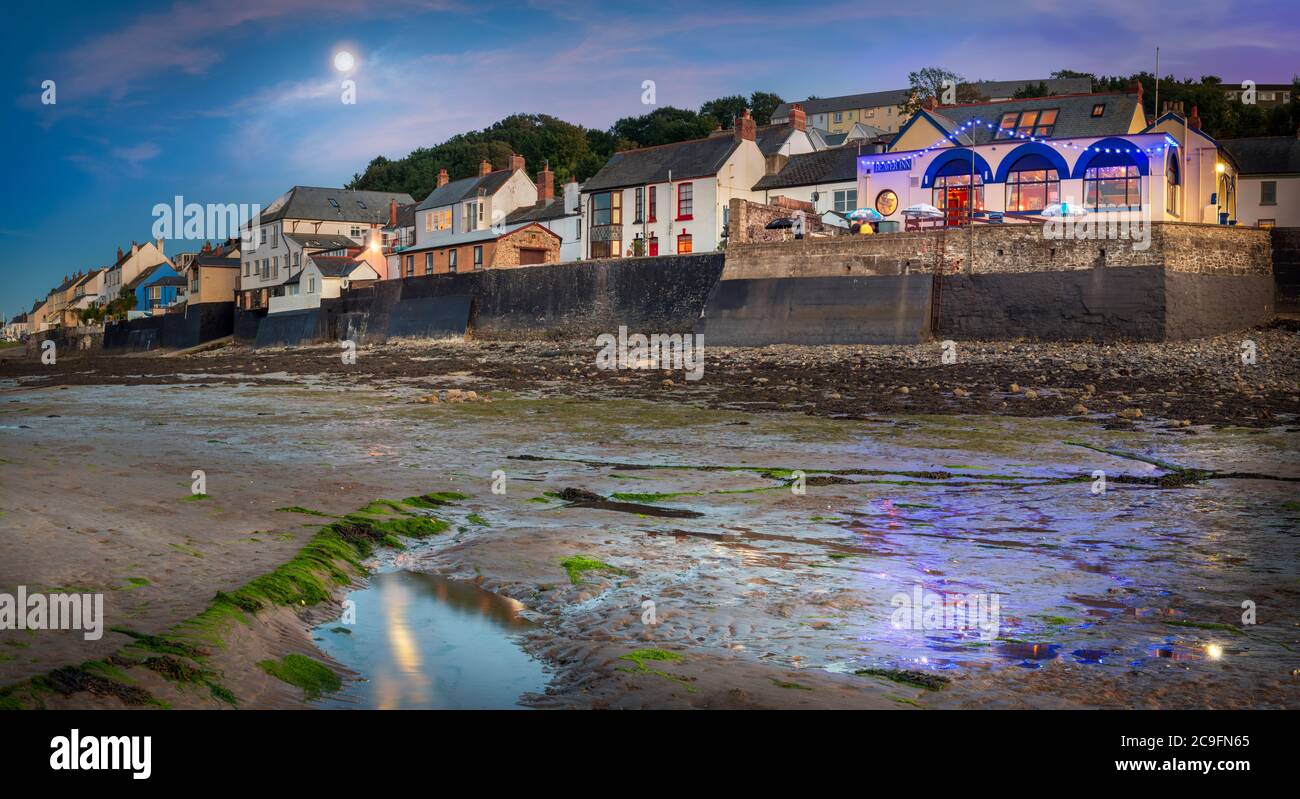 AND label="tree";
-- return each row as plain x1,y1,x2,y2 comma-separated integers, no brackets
1012,81,1050,99
699,95,749,129
900,67,964,115
748,91,785,125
